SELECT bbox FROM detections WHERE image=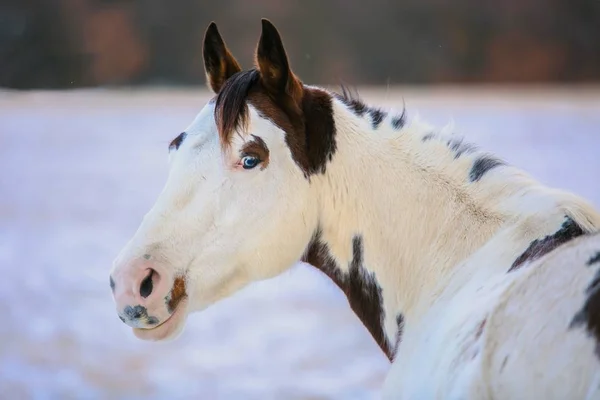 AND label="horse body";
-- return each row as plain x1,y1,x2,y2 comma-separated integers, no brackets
305,95,600,399
109,19,600,398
